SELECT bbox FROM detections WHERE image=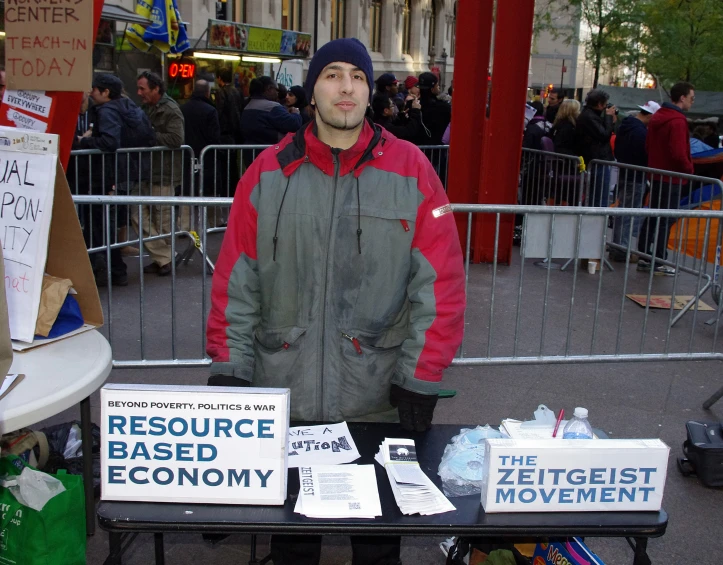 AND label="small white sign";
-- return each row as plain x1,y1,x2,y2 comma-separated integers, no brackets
5,108,48,133
2,90,53,118
481,438,669,513
101,384,290,505
288,422,360,467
